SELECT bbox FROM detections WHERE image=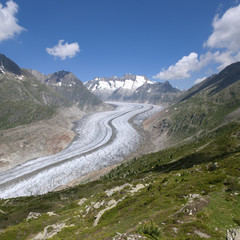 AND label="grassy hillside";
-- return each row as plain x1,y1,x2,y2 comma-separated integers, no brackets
0,122,239,239
148,62,240,148
0,100,55,130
